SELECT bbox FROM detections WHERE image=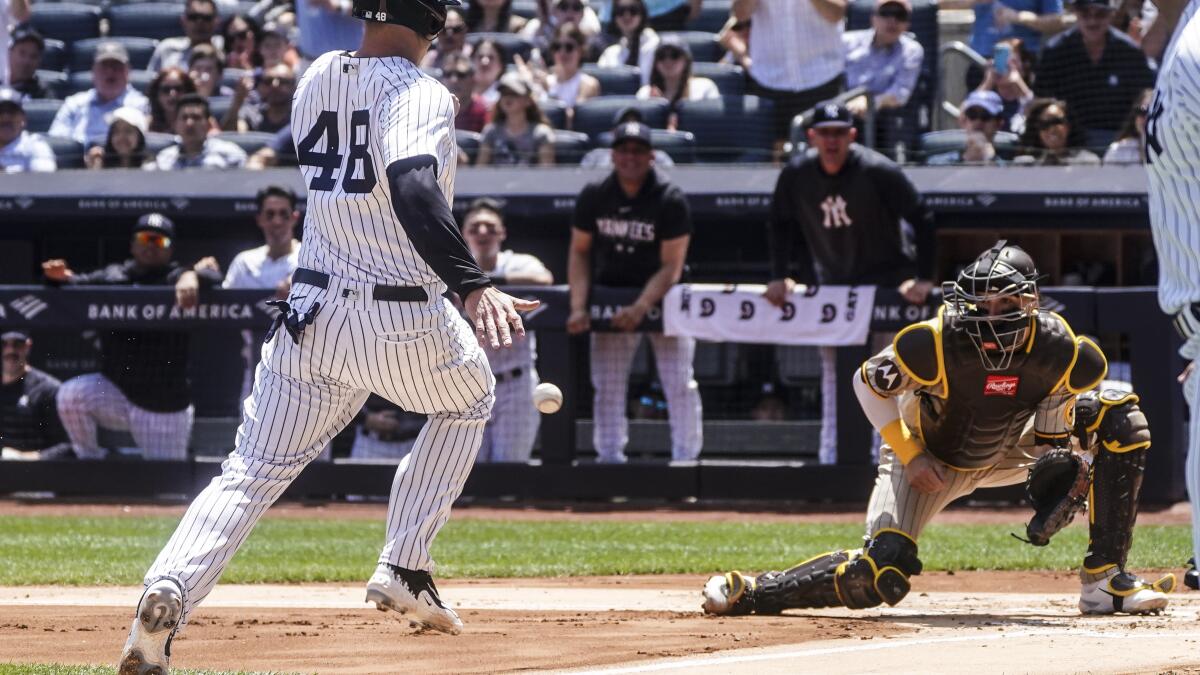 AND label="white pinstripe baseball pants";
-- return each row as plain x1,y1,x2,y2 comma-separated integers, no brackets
143,275,494,624
56,373,193,460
